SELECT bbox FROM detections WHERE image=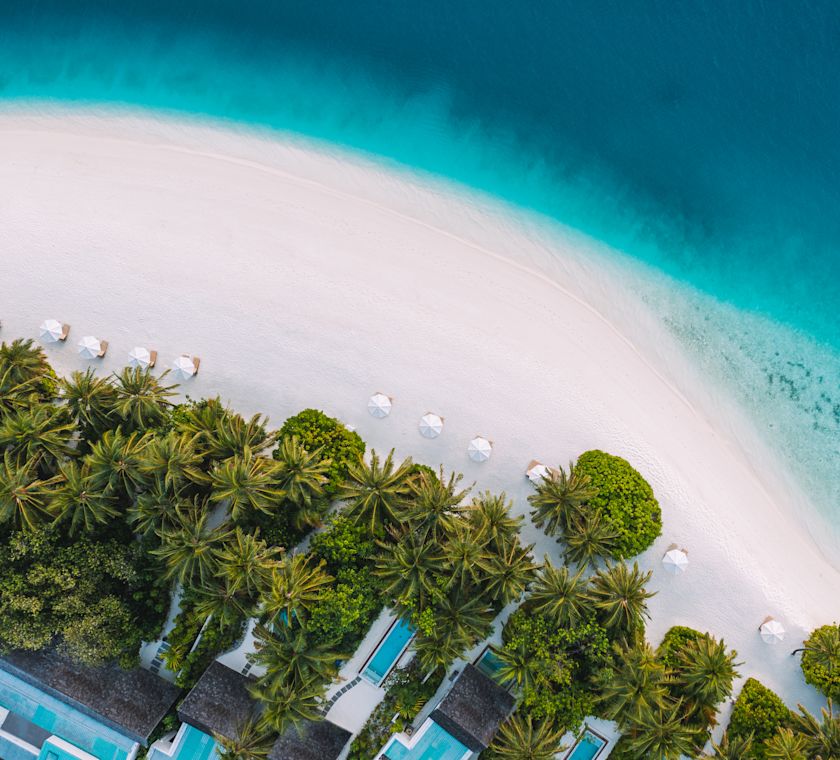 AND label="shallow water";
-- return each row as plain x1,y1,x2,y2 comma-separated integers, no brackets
1,1,838,547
